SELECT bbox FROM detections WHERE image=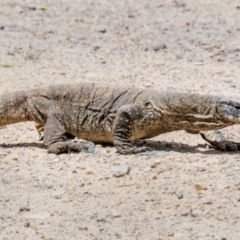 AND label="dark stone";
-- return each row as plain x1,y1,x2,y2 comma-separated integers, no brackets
153,43,167,51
